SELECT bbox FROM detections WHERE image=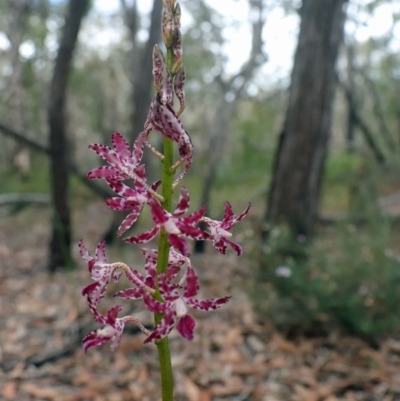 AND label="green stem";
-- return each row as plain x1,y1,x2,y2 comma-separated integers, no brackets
154,135,174,401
